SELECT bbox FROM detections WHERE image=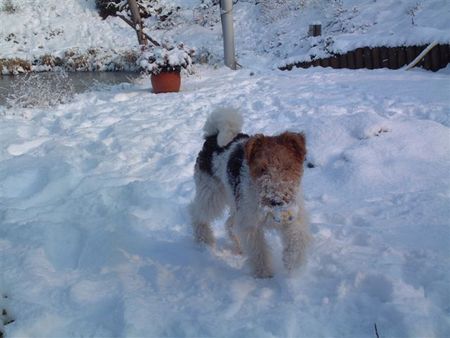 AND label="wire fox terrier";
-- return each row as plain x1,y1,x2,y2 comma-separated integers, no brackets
189,109,311,278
